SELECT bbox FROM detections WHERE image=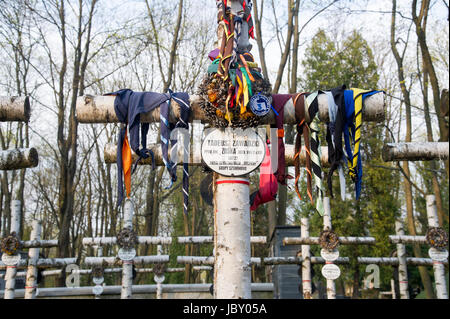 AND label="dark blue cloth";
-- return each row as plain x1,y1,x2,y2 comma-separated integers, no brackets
325,85,346,198
343,89,379,199
106,89,191,213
